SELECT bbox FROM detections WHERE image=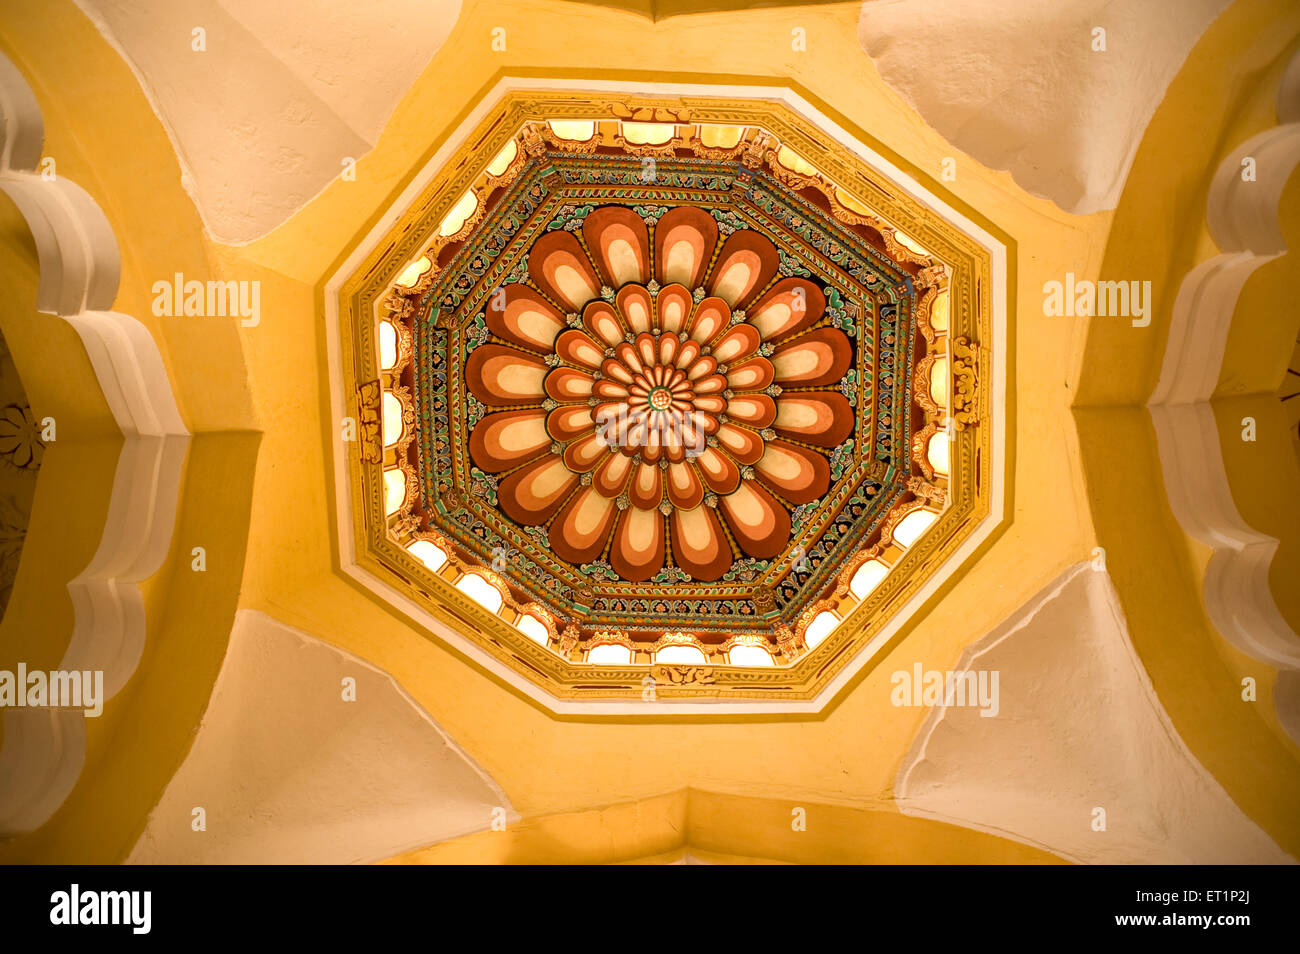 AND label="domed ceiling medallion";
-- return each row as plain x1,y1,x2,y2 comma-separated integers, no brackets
331,89,1003,710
